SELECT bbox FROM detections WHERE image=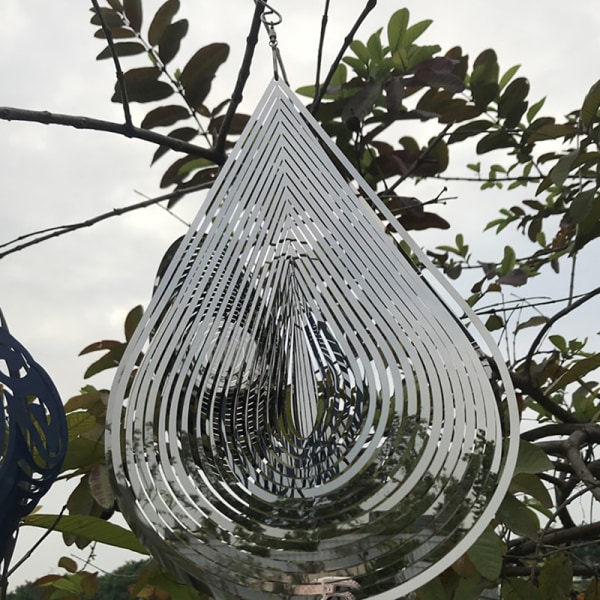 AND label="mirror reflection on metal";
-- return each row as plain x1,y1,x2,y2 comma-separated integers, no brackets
0,311,68,570
107,80,519,600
